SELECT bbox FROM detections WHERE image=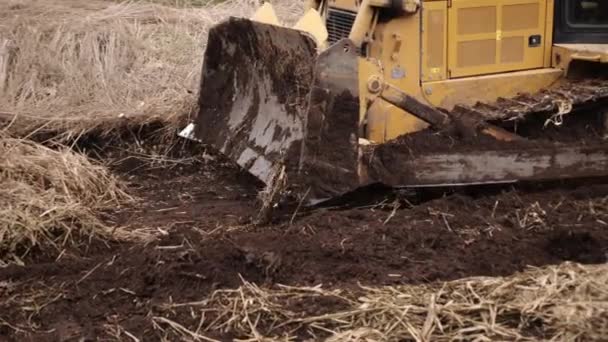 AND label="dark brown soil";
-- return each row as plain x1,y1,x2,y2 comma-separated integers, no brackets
378,108,606,156
376,129,509,155
1,145,607,340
